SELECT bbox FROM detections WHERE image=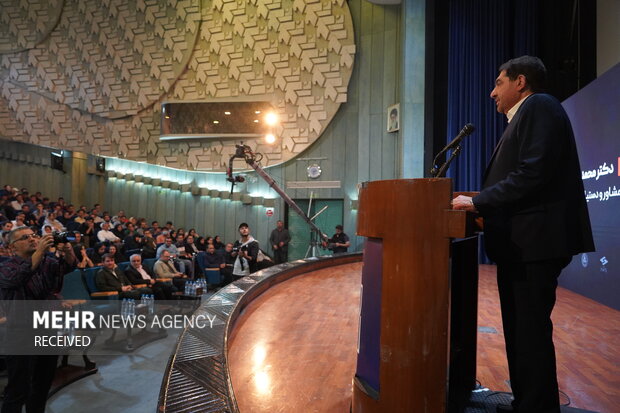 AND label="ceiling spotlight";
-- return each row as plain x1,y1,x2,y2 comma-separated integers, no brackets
253,119,259,123
265,134,276,144
224,111,231,115
255,110,261,114
213,120,219,124
265,112,278,126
